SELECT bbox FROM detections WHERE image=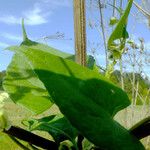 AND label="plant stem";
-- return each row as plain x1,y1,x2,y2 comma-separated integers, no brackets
130,116,150,139
3,126,58,150
133,1,150,17
77,134,84,150
98,0,108,68
113,0,116,17
119,58,124,90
